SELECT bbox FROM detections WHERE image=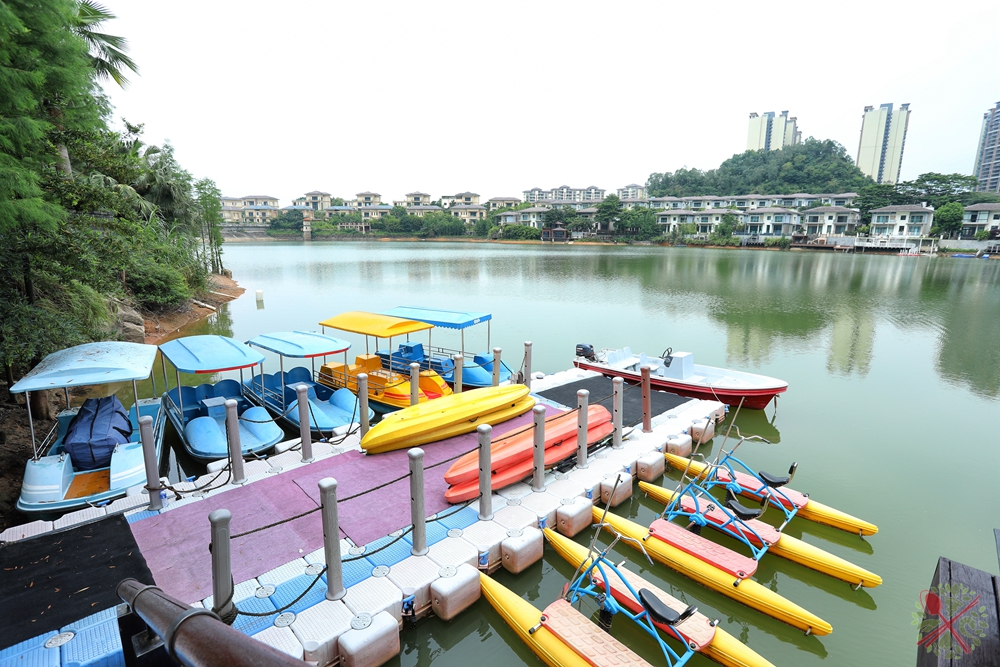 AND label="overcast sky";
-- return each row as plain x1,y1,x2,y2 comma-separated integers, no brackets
103,0,1000,204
